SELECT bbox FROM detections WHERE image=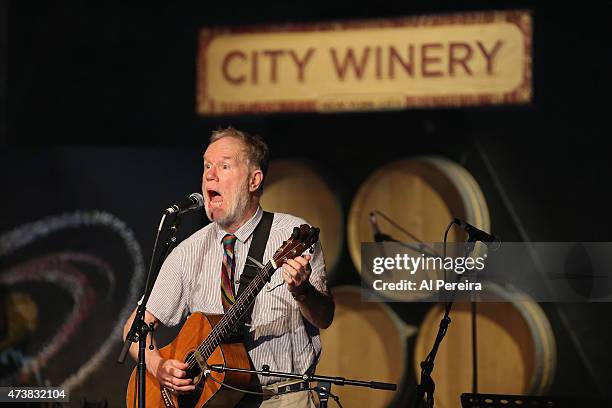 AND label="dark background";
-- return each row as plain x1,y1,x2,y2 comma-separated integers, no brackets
3,1,612,407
